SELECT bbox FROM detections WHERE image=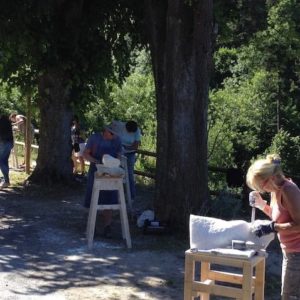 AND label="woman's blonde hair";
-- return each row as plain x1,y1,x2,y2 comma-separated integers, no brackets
246,154,283,192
